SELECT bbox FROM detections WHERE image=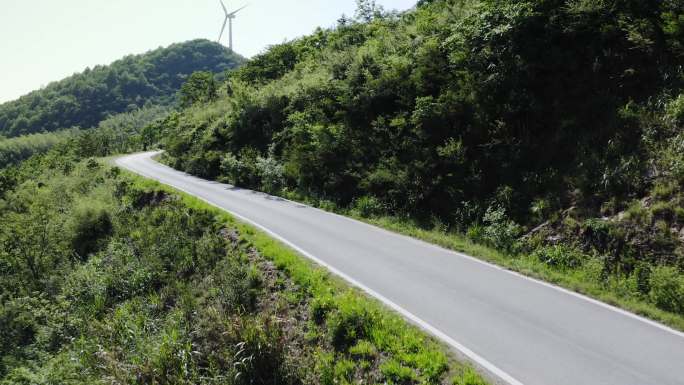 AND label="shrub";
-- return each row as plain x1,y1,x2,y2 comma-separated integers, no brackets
232,318,291,385
220,152,241,185
581,218,617,254
652,181,678,200
453,201,482,232
633,262,652,296
179,71,218,108
651,201,676,222
0,297,43,364
328,293,375,350
333,359,356,383
623,200,650,225
219,148,261,188
532,245,586,270
452,367,489,385
380,359,416,384
666,94,684,125
352,195,386,218
349,340,376,359
310,295,335,325
318,199,337,212
85,158,100,170
649,266,684,314
466,224,485,243
68,200,113,259
482,205,522,253
530,198,551,222
256,155,285,193
62,259,108,317
313,351,335,385
213,257,261,313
